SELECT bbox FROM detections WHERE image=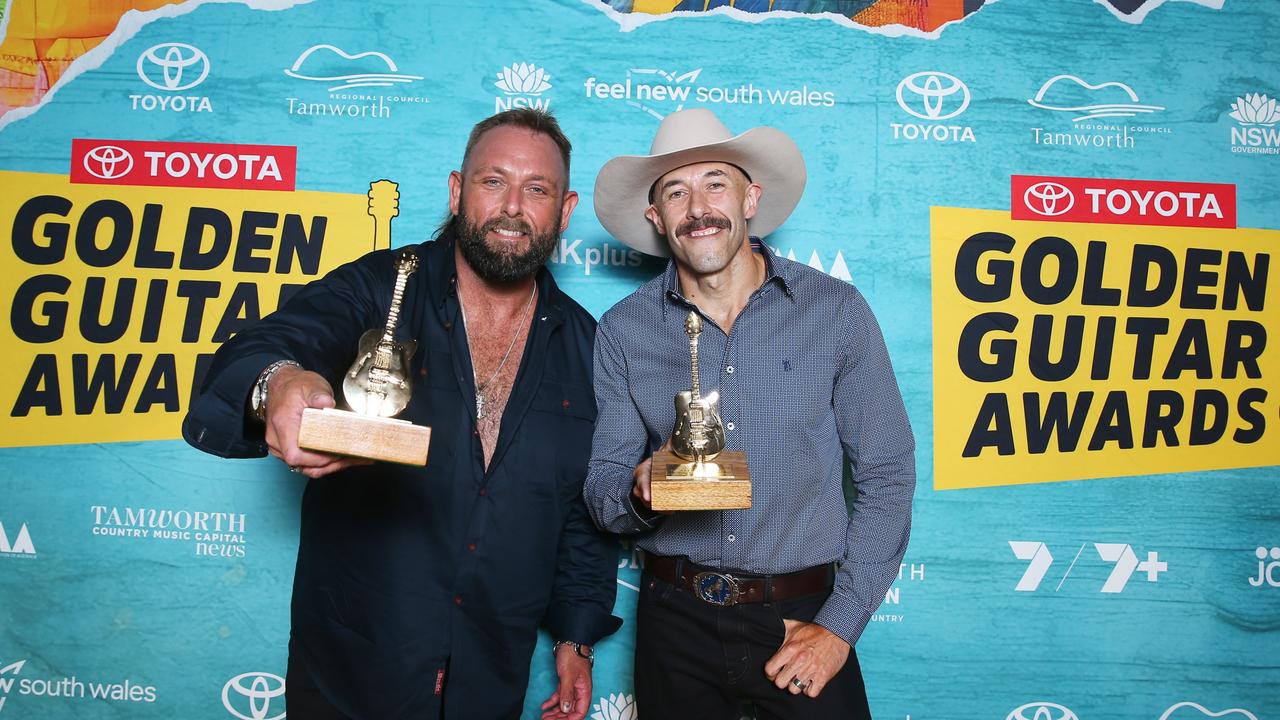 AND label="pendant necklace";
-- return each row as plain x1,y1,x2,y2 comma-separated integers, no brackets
459,283,536,420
